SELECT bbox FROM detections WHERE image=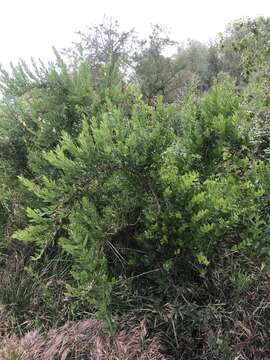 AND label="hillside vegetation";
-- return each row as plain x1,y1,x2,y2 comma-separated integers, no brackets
1,17,270,359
